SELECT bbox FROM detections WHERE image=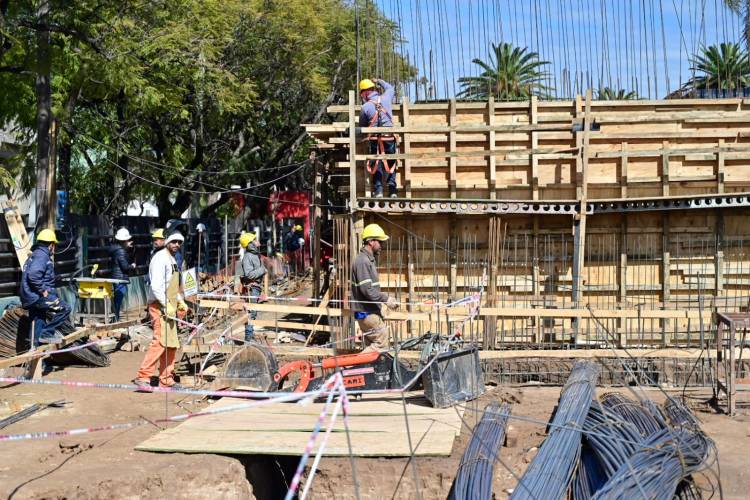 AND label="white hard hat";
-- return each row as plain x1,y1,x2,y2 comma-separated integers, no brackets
165,232,185,244
115,228,132,241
